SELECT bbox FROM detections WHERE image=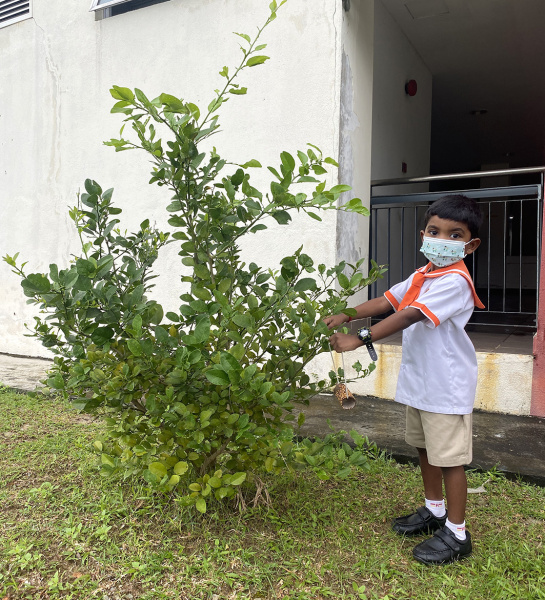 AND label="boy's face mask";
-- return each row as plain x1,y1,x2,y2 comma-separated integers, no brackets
420,236,473,267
